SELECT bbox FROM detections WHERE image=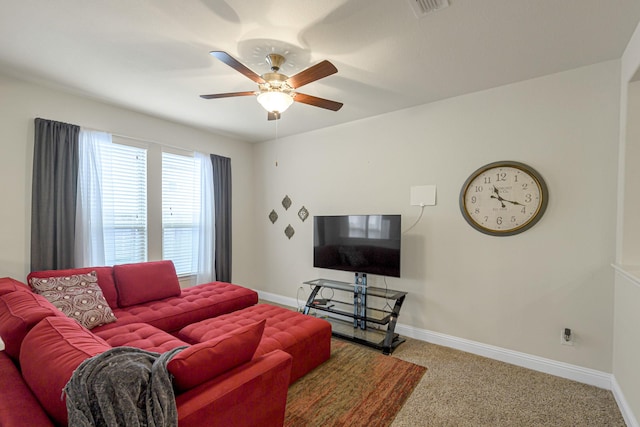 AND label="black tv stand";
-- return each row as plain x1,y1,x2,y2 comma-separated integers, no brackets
302,276,407,354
